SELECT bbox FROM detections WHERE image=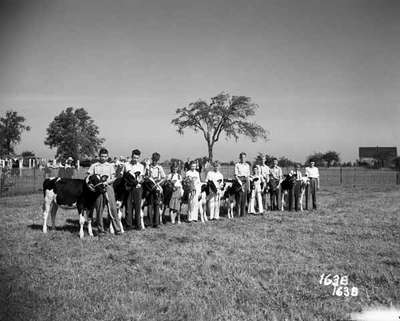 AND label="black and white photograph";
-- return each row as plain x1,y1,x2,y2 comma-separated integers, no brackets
0,0,399,320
